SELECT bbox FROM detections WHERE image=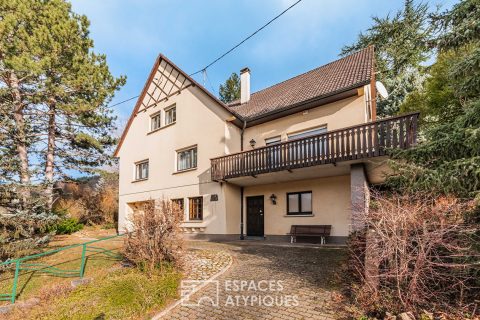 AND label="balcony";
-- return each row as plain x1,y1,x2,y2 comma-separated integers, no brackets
211,112,419,181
